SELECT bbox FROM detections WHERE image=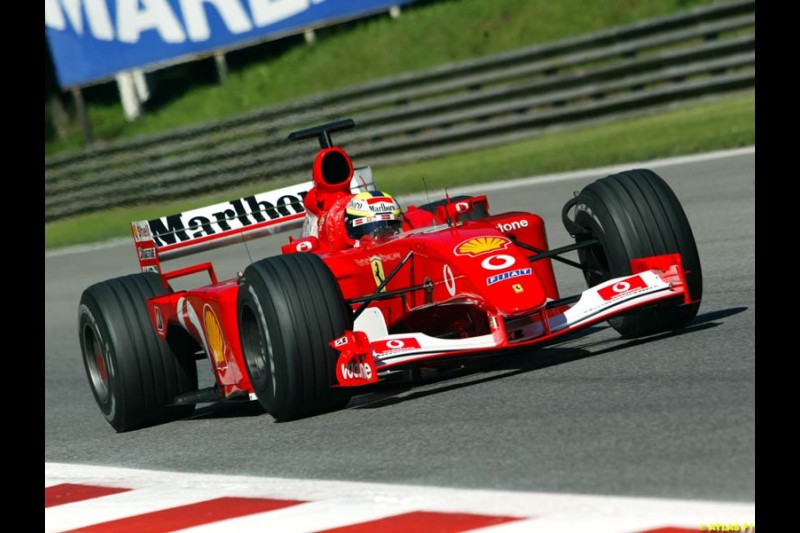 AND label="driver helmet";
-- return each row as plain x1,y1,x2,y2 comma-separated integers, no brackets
344,191,403,241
